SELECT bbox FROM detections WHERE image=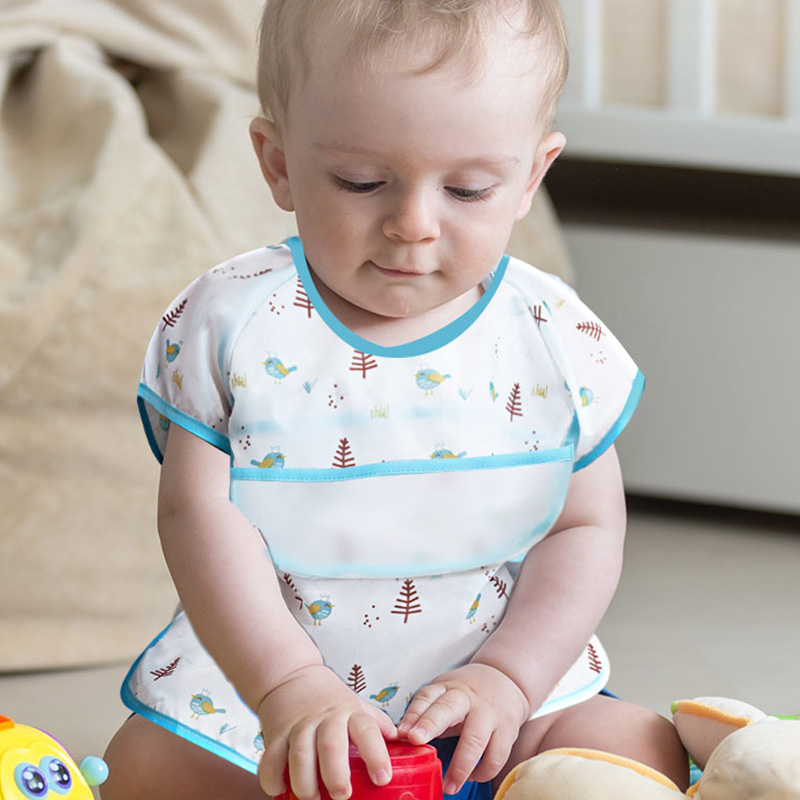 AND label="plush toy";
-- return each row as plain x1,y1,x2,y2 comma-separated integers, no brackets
494,697,800,800
0,715,108,800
